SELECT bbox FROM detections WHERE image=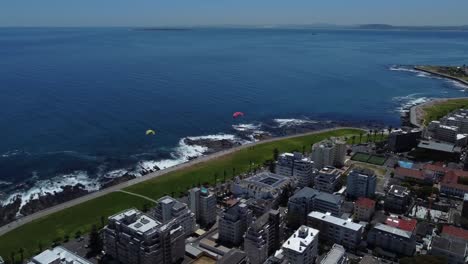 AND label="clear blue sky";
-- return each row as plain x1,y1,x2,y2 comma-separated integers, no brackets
2,0,468,27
